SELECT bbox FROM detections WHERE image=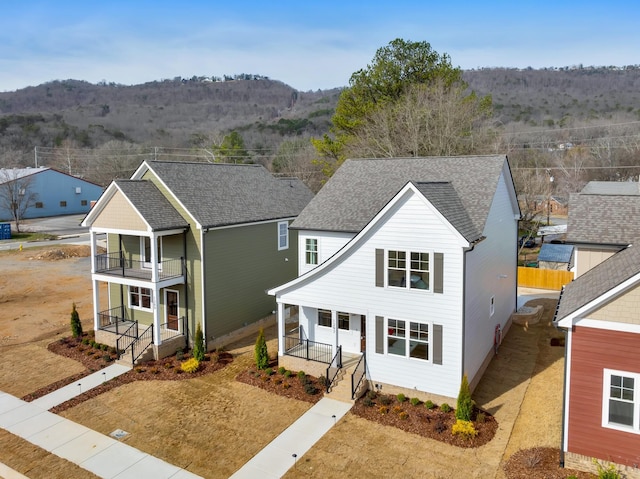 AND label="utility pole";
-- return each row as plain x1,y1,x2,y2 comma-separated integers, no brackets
34,146,38,168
